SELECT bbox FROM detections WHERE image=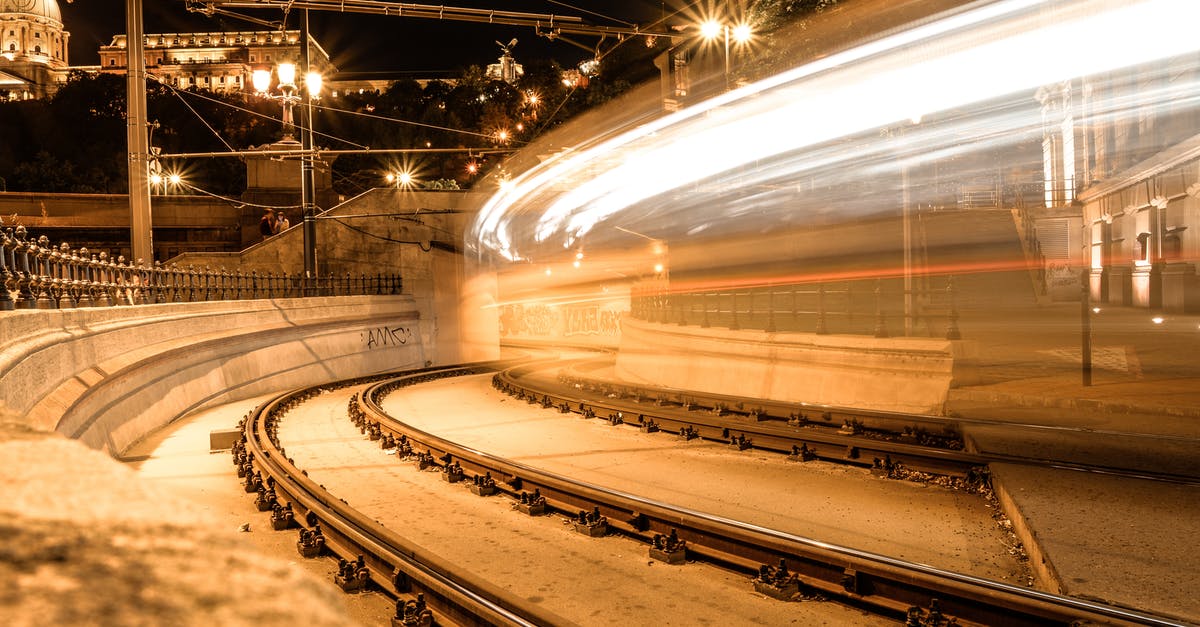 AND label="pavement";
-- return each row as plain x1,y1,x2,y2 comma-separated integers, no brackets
939,302,1200,624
